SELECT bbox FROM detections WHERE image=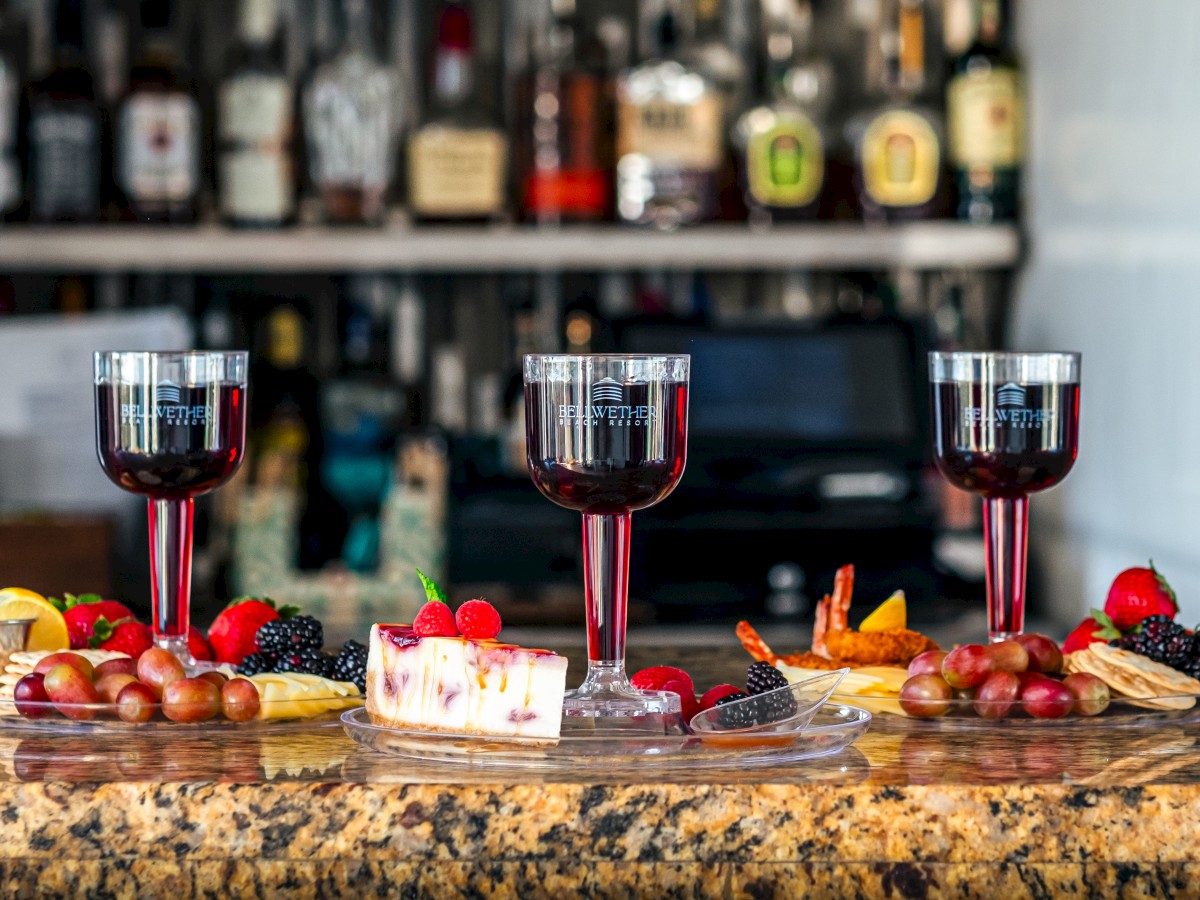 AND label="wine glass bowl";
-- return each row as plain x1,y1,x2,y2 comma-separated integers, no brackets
524,354,689,718
94,351,248,664
929,351,1080,641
